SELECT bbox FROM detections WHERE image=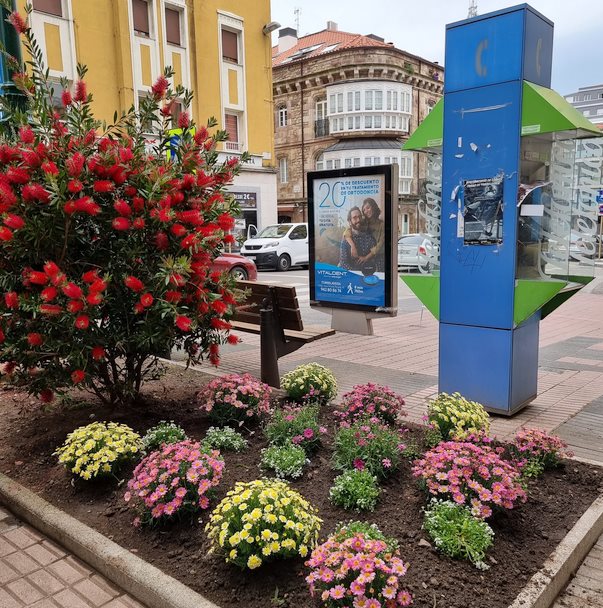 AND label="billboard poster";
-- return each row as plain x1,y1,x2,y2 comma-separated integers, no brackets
462,174,504,244
308,165,397,313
